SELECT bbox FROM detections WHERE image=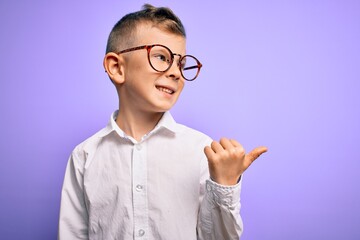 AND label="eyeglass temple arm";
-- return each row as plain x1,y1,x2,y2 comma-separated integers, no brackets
118,45,148,54
183,65,201,71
